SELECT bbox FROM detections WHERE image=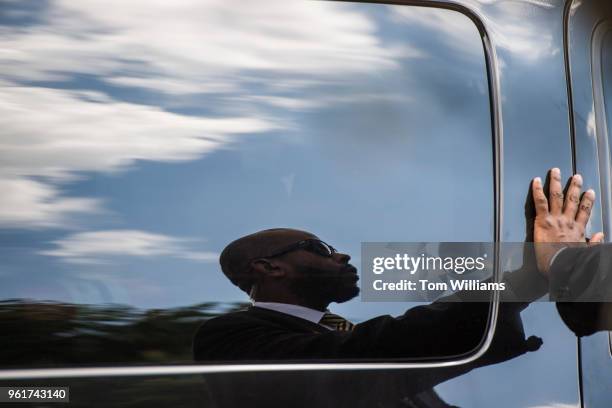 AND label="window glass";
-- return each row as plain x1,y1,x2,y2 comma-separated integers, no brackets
0,1,492,366
600,28,612,356
591,23,612,238
603,30,612,141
